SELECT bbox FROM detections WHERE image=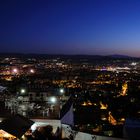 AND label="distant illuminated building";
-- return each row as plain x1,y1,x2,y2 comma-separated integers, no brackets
108,111,117,125
81,101,93,106
100,102,108,110
121,82,128,96
81,102,87,106
131,62,137,66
